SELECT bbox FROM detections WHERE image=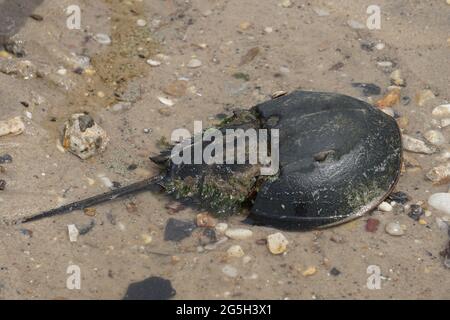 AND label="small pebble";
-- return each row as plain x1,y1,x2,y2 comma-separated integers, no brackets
377,61,393,68
313,8,330,17
196,213,216,228
402,134,436,154
222,265,238,278
225,228,253,240
375,43,385,50
227,245,245,258
146,59,161,67
0,116,25,137
136,19,147,27
365,218,380,232
416,90,436,107
329,268,341,276
426,163,450,184
141,234,153,245
93,33,112,45
408,204,425,221
432,104,450,118
390,69,405,86
347,20,365,29
302,266,317,277
264,27,273,33
267,232,289,255
385,222,404,236
378,202,393,212
424,130,446,146
0,179,6,191
187,59,202,68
